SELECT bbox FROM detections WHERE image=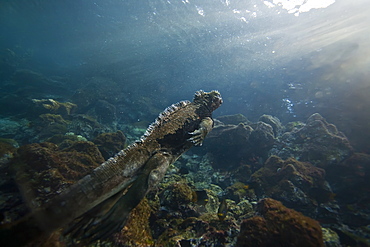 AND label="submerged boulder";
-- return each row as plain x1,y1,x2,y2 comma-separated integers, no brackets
249,156,332,217
236,198,324,247
12,141,104,206
93,131,126,160
203,114,279,170
271,113,353,168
